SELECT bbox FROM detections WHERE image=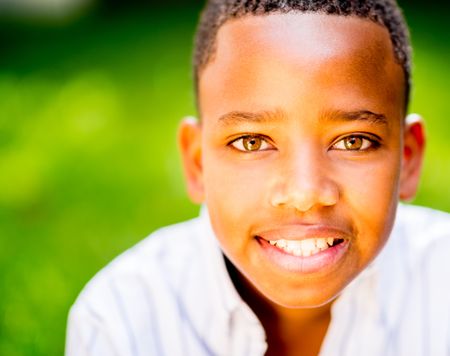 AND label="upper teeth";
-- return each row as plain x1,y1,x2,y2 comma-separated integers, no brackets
268,238,336,257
